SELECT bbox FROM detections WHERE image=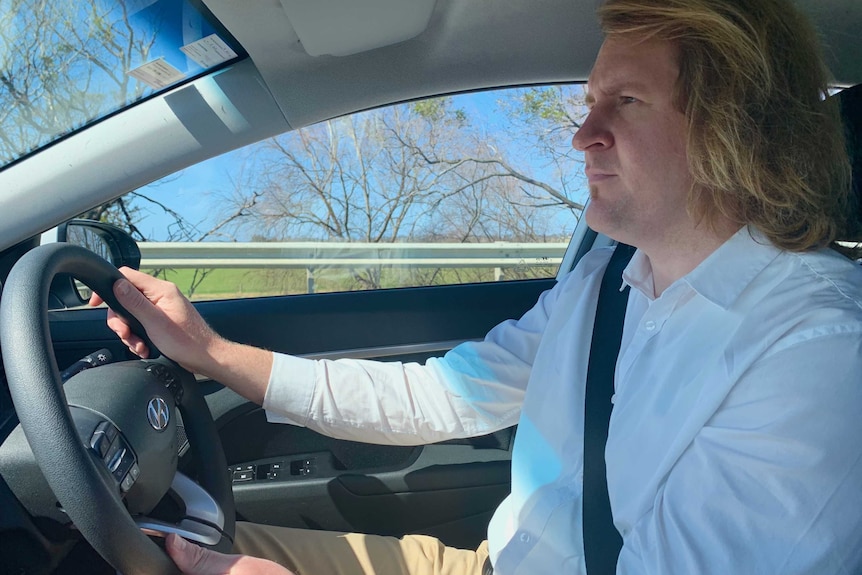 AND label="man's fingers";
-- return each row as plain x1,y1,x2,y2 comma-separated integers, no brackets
113,278,151,315
167,534,235,574
89,267,154,309
166,534,296,575
105,280,154,358
118,266,170,296
105,314,149,358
